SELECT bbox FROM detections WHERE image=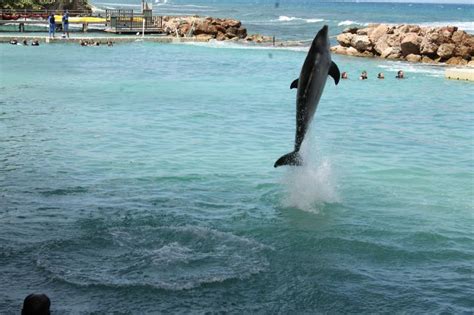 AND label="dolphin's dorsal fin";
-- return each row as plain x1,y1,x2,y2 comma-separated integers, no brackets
290,79,299,89
329,61,340,85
